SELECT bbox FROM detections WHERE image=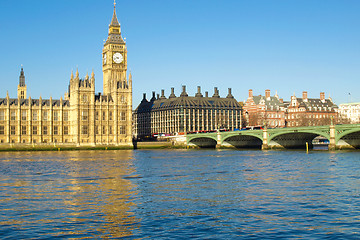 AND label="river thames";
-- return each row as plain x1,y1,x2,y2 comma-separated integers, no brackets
1,149,360,239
